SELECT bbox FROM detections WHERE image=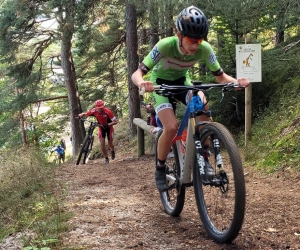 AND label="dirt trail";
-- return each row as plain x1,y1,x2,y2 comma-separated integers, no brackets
59,152,300,250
